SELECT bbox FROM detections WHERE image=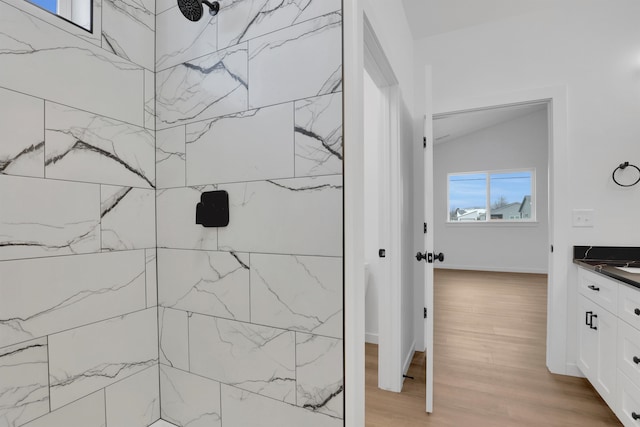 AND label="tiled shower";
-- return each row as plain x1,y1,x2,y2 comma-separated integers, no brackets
0,0,344,426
